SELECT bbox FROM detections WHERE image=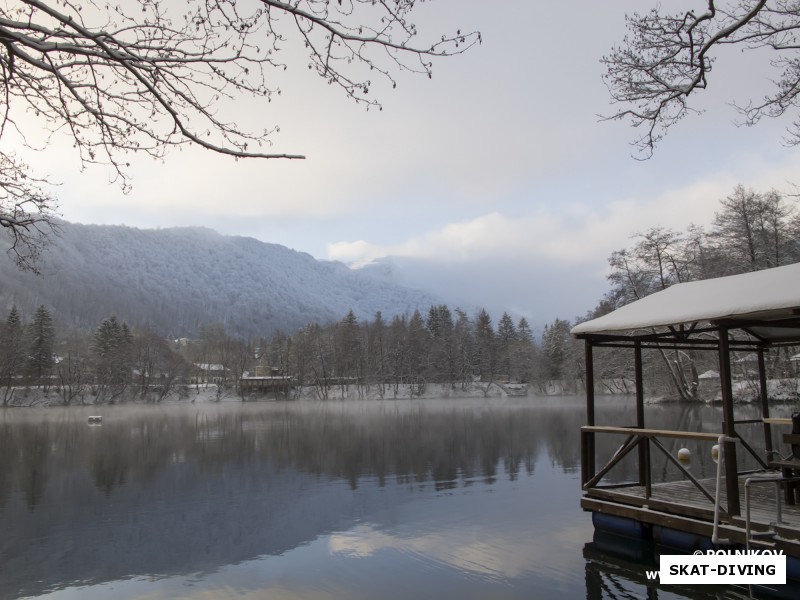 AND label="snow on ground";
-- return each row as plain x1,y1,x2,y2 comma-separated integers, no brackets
3,378,796,408
0,381,518,408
